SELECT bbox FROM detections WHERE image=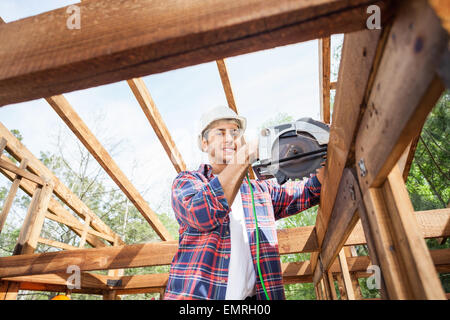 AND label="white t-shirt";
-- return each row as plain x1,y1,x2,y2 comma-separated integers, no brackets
225,188,257,299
